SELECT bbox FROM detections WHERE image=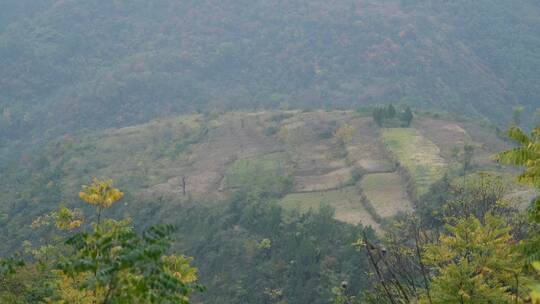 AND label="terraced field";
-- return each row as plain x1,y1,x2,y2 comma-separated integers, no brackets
382,128,447,196
360,172,411,218
279,187,378,228
33,110,513,229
